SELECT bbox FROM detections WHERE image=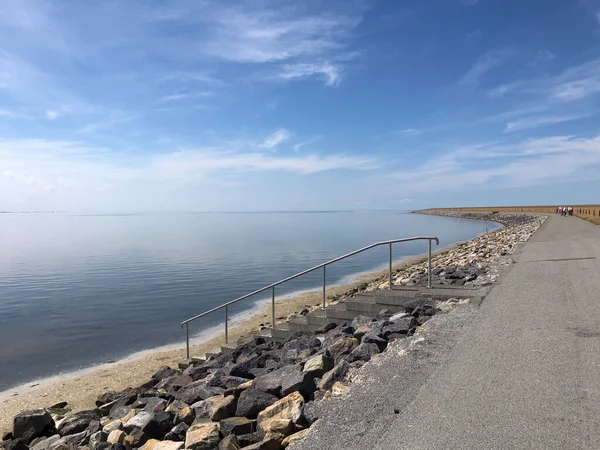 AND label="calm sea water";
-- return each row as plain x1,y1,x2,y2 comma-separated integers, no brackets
0,211,497,391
